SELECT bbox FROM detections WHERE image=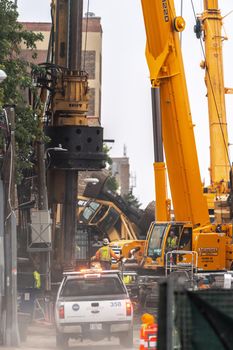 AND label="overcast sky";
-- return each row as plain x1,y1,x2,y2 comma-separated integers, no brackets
17,0,233,208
